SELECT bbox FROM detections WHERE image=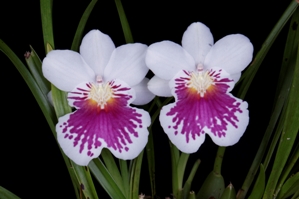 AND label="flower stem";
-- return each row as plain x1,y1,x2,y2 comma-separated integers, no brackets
214,147,226,175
